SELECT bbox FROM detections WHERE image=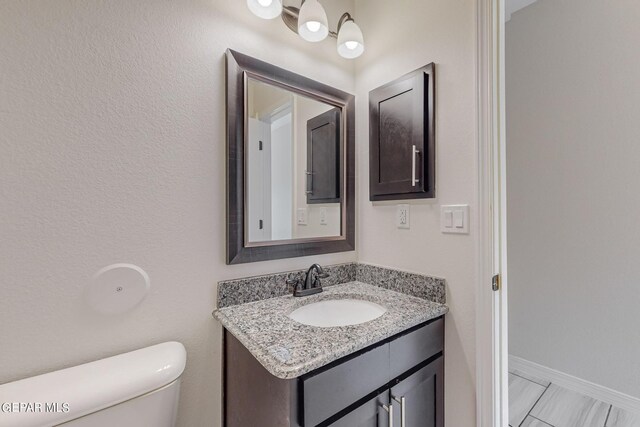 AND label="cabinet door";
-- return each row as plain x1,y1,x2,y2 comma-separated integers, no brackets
390,357,444,427
327,392,391,427
369,64,435,201
302,343,390,426
307,107,341,204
